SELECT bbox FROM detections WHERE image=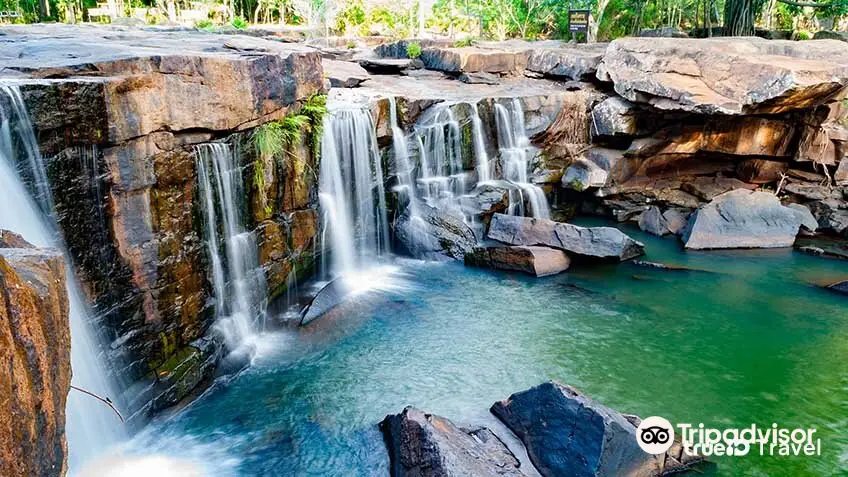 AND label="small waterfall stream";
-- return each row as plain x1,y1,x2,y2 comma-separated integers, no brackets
195,142,267,350
0,83,125,471
494,99,551,219
319,104,390,276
